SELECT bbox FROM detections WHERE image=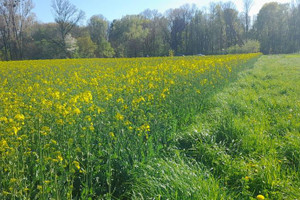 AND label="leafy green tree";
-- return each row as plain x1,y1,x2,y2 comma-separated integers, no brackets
141,9,170,56
27,23,61,59
223,3,243,48
288,2,300,53
255,2,289,54
208,3,226,54
109,15,148,57
77,36,96,58
88,15,114,57
167,5,195,55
